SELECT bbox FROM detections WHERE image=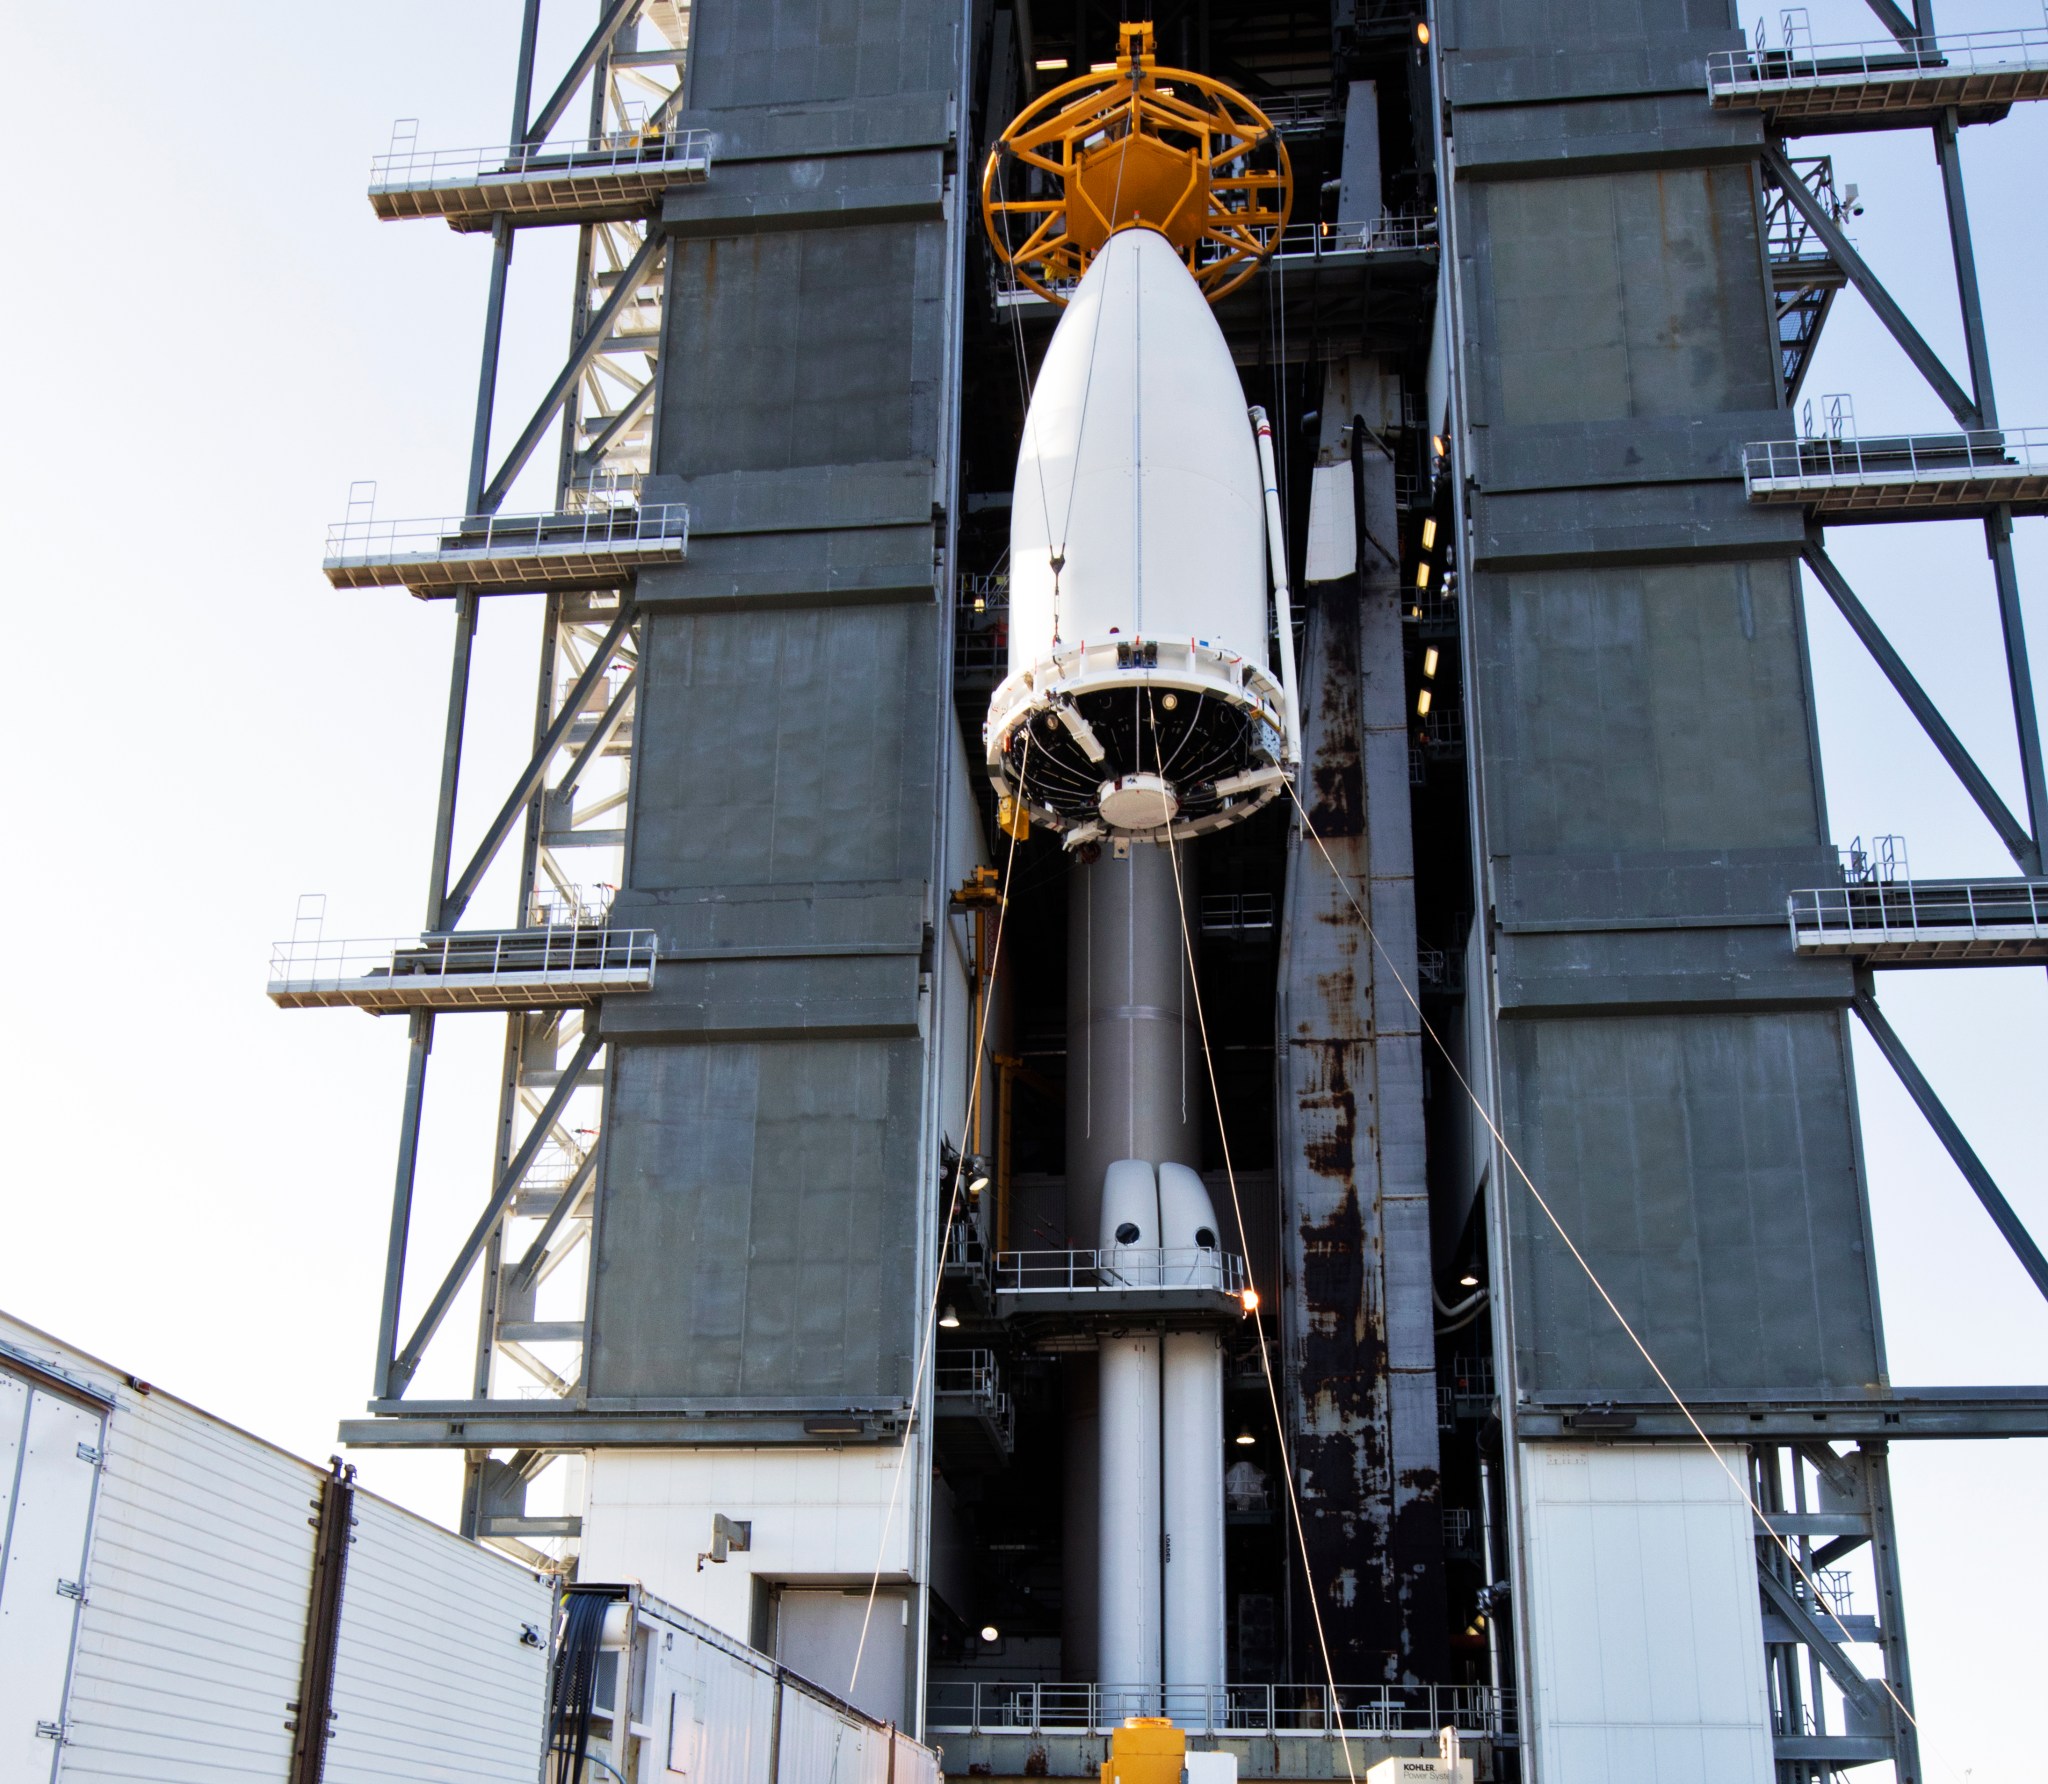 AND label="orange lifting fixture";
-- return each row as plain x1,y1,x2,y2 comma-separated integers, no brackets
981,21,1293,305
